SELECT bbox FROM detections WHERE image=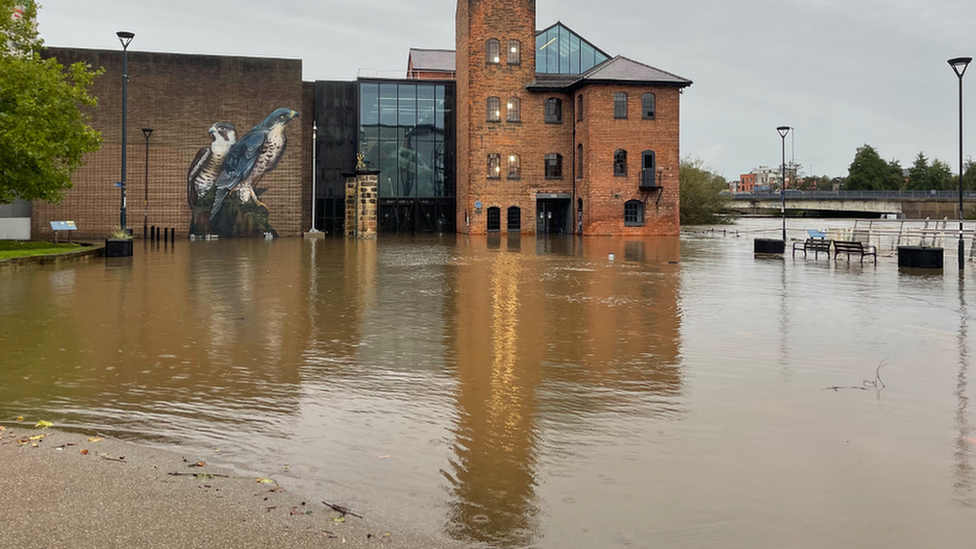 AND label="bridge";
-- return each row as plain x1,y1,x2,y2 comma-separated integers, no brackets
729,190,976,218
